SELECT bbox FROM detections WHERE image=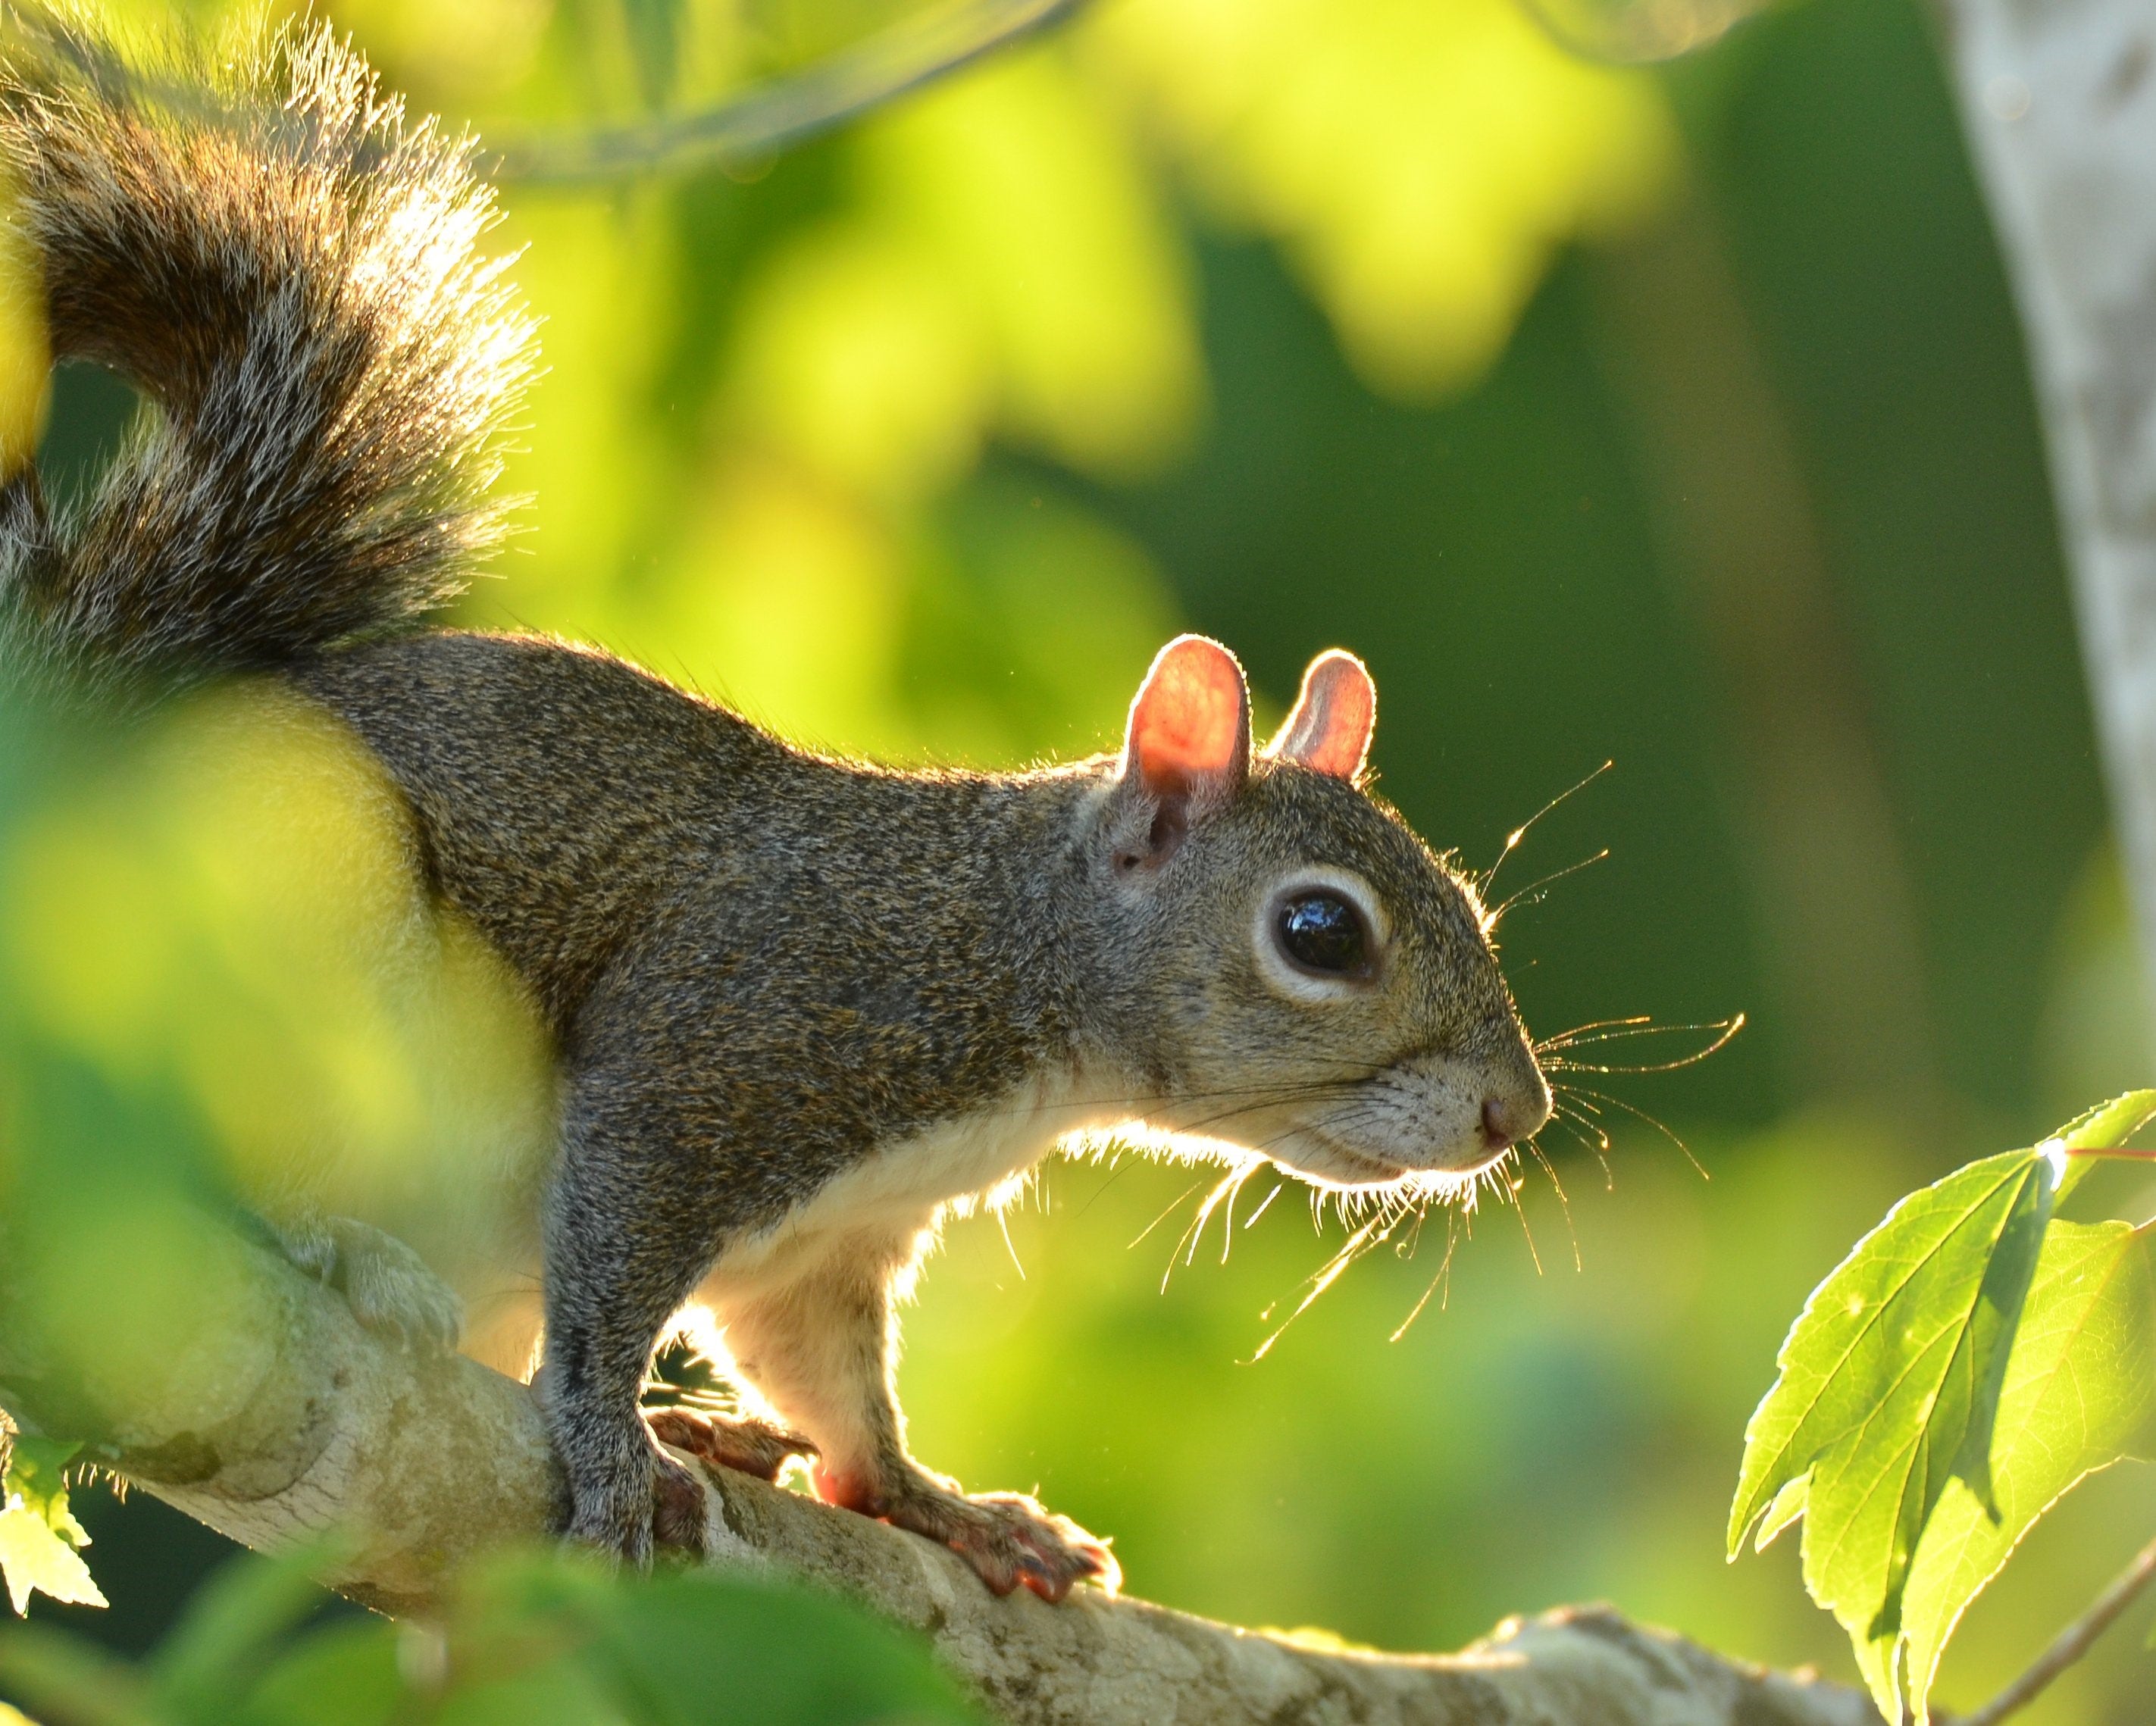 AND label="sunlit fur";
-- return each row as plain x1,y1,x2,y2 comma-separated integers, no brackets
1082,753,1549,1190
0,15,532,708
0,15,1555,1595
